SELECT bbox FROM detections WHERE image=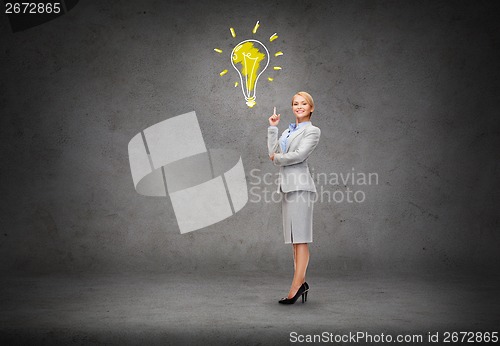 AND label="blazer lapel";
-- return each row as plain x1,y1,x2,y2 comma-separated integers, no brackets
285,123,311,152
